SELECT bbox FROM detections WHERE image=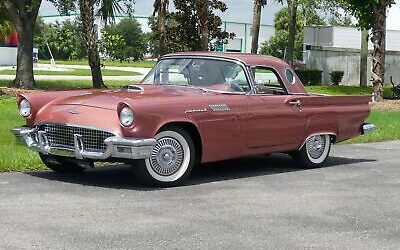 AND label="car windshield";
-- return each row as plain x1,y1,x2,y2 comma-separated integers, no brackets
141,58,251,93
